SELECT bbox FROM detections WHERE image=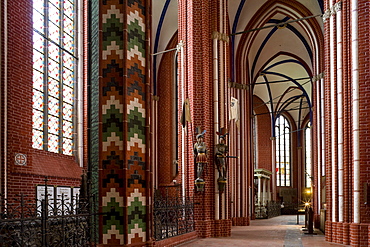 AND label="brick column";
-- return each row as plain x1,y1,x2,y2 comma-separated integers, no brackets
350,223,360,246
94,0,150,245
336,222,343,244
178,0,232,237
325,220,332,242
332,221,337,243
343,222,350,245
